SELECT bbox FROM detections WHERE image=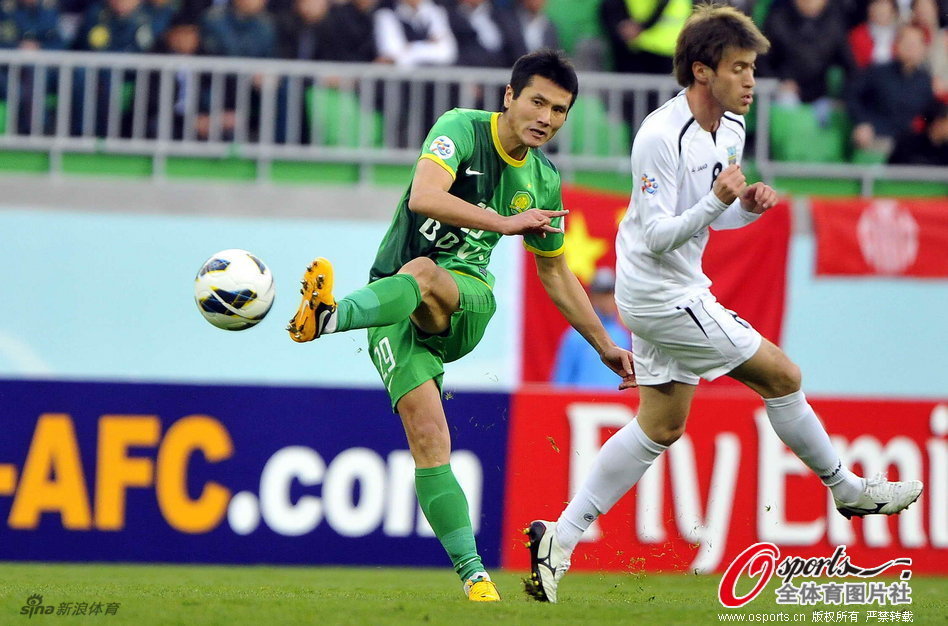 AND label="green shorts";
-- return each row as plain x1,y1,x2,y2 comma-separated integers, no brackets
366,271,496,411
